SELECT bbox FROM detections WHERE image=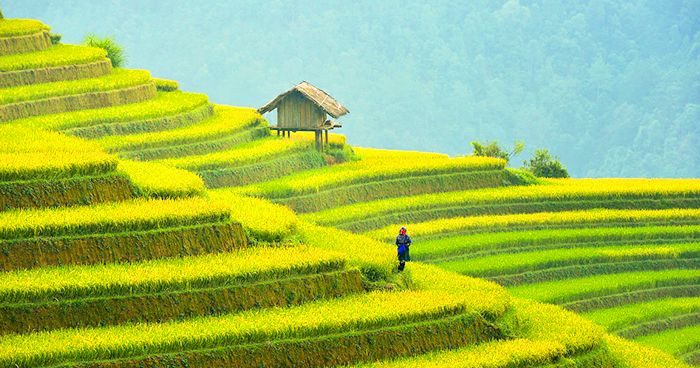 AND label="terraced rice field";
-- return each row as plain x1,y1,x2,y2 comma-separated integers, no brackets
309,180,700,365
0,13,694,368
